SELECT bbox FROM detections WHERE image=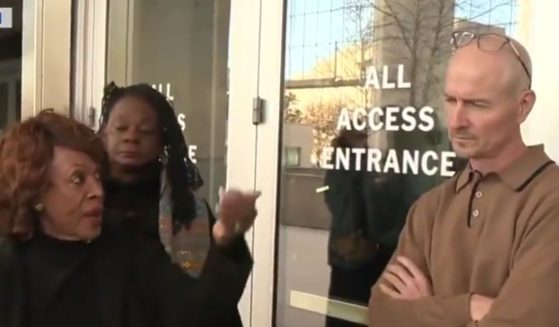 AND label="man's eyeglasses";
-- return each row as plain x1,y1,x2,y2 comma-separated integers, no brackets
450,31,532,89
